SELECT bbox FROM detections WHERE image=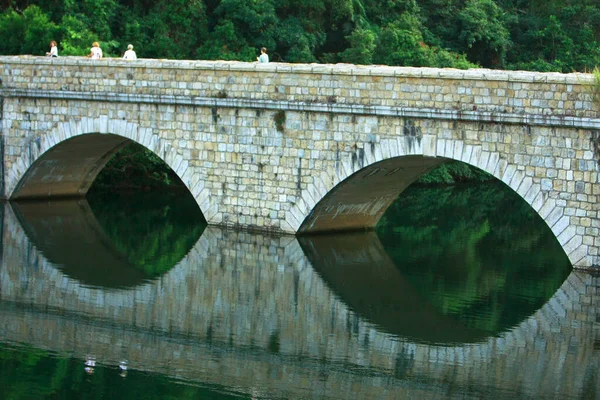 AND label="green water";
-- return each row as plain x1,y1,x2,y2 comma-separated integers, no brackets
0,346,249,399
0,183,596,399
378,182,572,338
